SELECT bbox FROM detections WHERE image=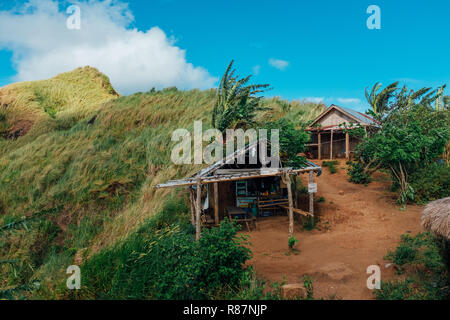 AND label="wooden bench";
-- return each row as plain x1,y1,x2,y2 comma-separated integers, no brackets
225,206,258,231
